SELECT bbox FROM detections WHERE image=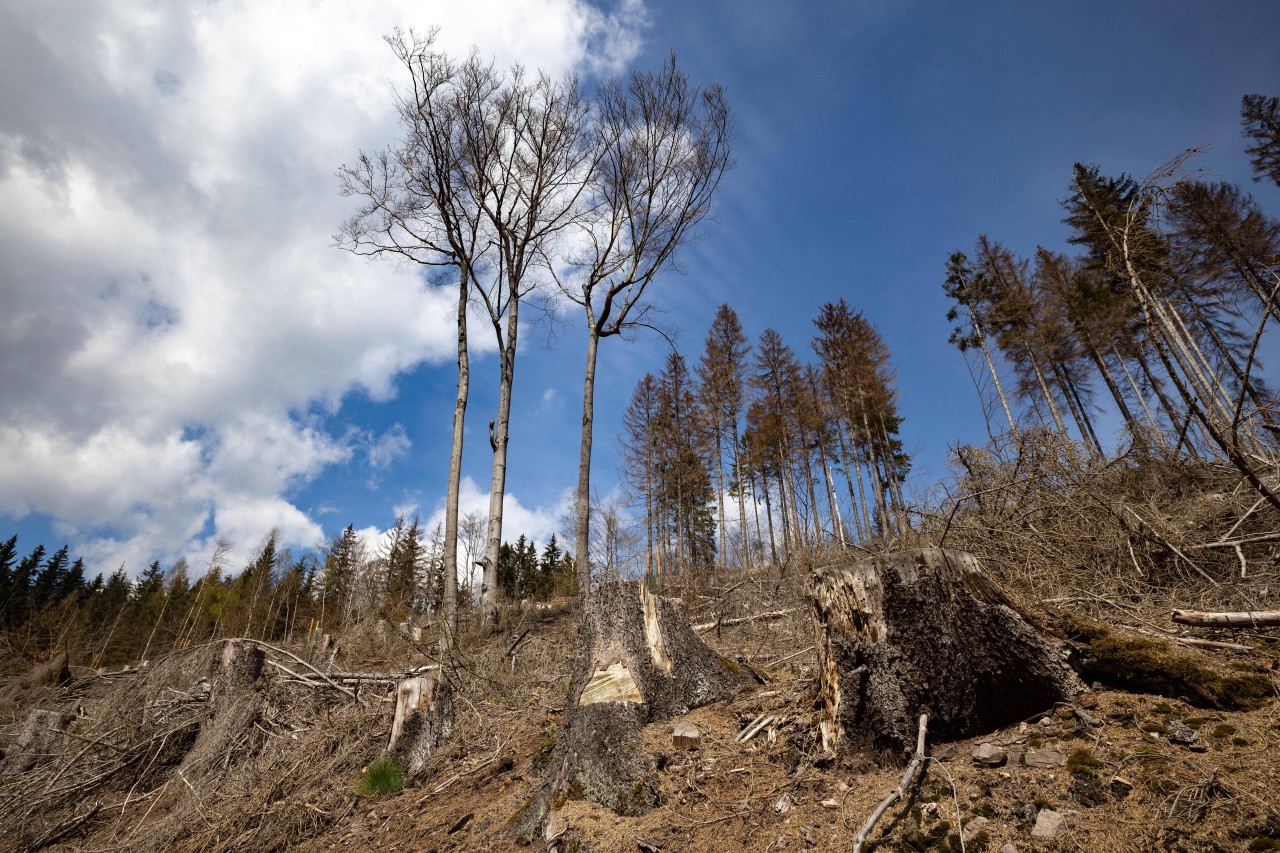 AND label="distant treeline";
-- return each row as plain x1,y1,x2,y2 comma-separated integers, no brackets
0,520,575,669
